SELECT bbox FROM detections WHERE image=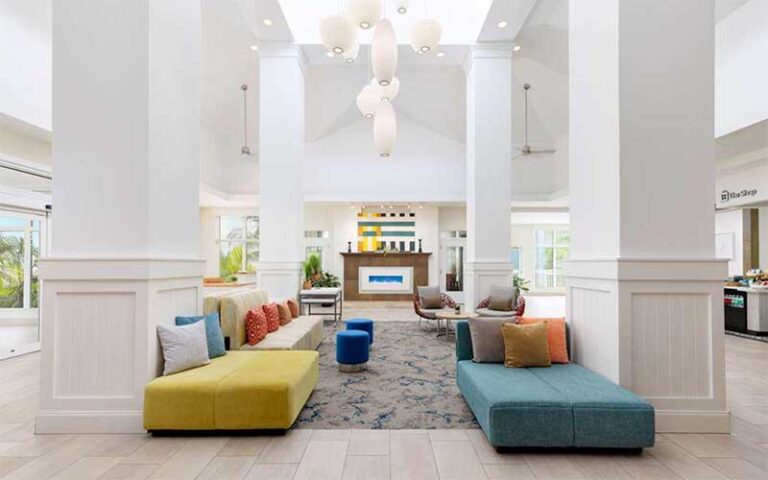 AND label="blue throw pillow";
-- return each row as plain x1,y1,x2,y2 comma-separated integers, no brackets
175,312,226,358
